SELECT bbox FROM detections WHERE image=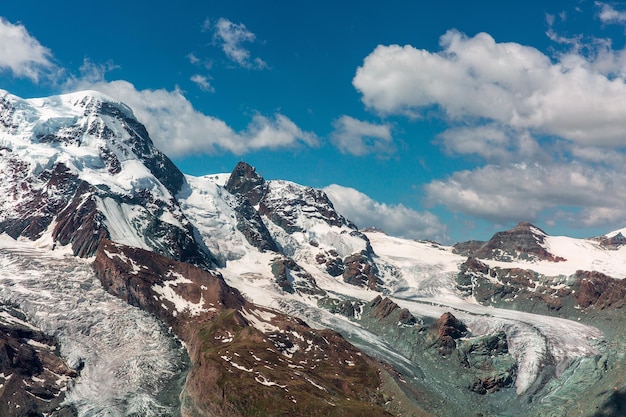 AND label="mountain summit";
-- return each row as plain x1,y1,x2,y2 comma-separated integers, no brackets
0,89,209,265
